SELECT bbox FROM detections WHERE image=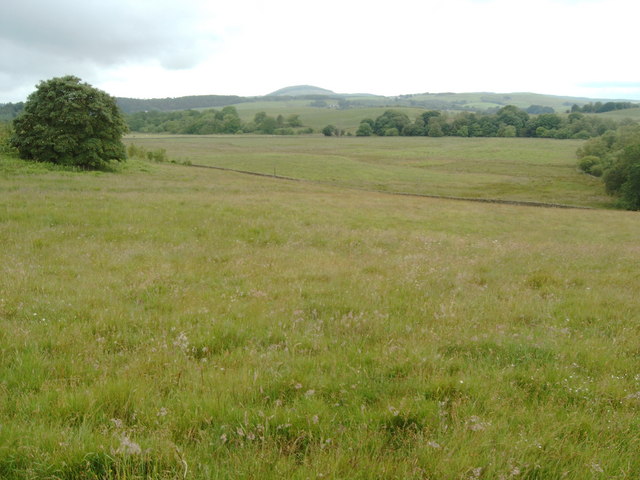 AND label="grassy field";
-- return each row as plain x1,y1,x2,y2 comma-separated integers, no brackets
597,107,640,121
1,137,639,479
124,135,611,208
231,102,424,133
